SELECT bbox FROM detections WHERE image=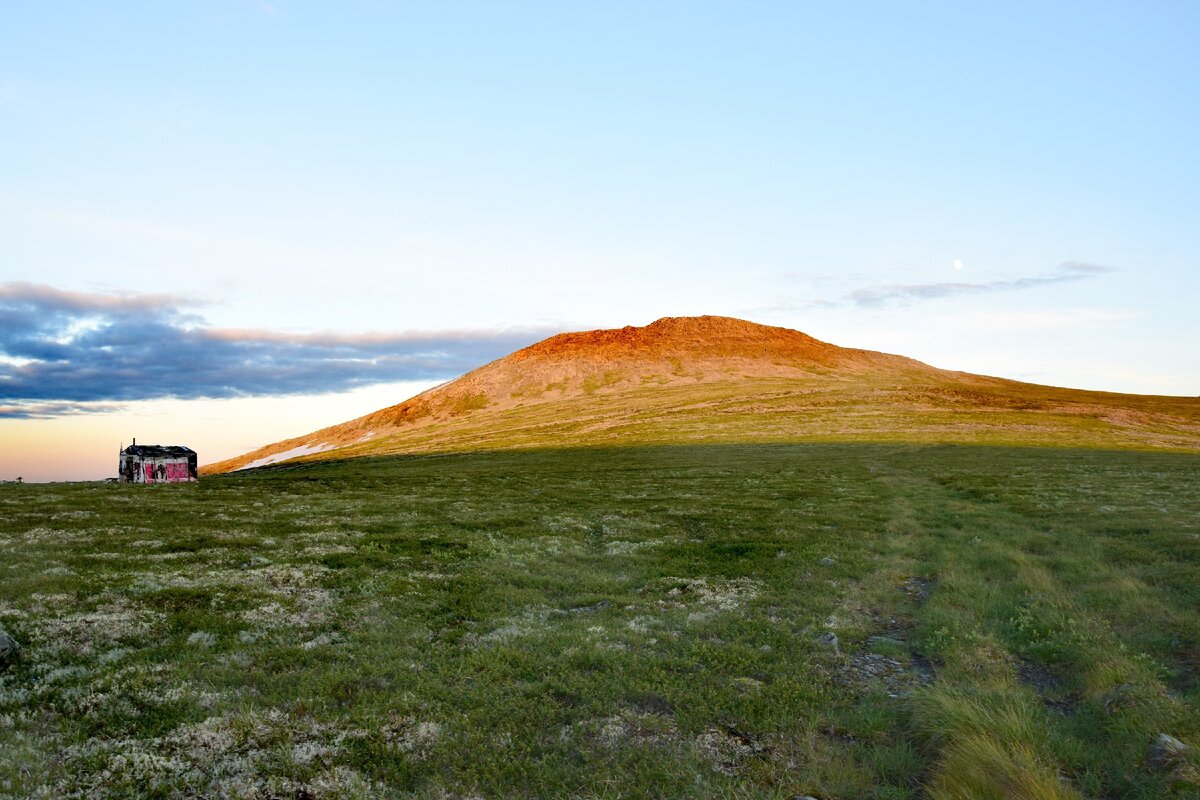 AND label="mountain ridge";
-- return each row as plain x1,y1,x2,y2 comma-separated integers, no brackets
202,316,1200,474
